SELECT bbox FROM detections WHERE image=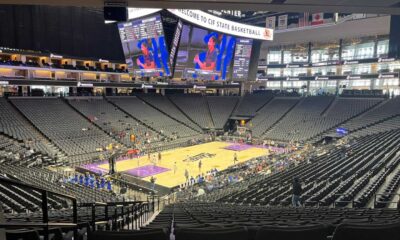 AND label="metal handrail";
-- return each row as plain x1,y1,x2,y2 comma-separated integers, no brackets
0,176,78,240
374,193,400,207
0,176,155,234
0,223,77,228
